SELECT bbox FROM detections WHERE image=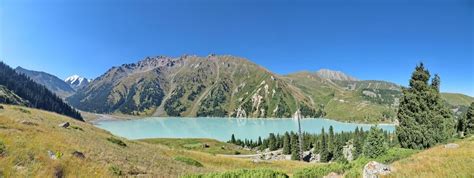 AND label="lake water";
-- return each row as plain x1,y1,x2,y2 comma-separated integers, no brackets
95,117,395,141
